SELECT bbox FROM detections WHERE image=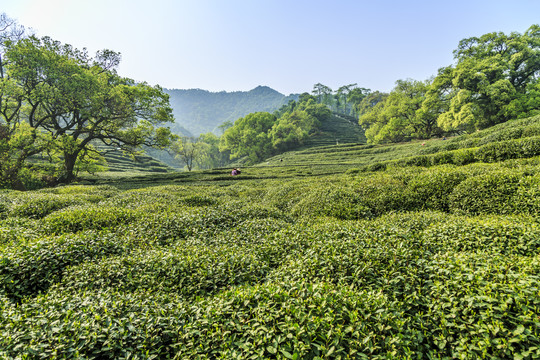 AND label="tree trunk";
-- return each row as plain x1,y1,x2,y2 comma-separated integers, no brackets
59,151,79,184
